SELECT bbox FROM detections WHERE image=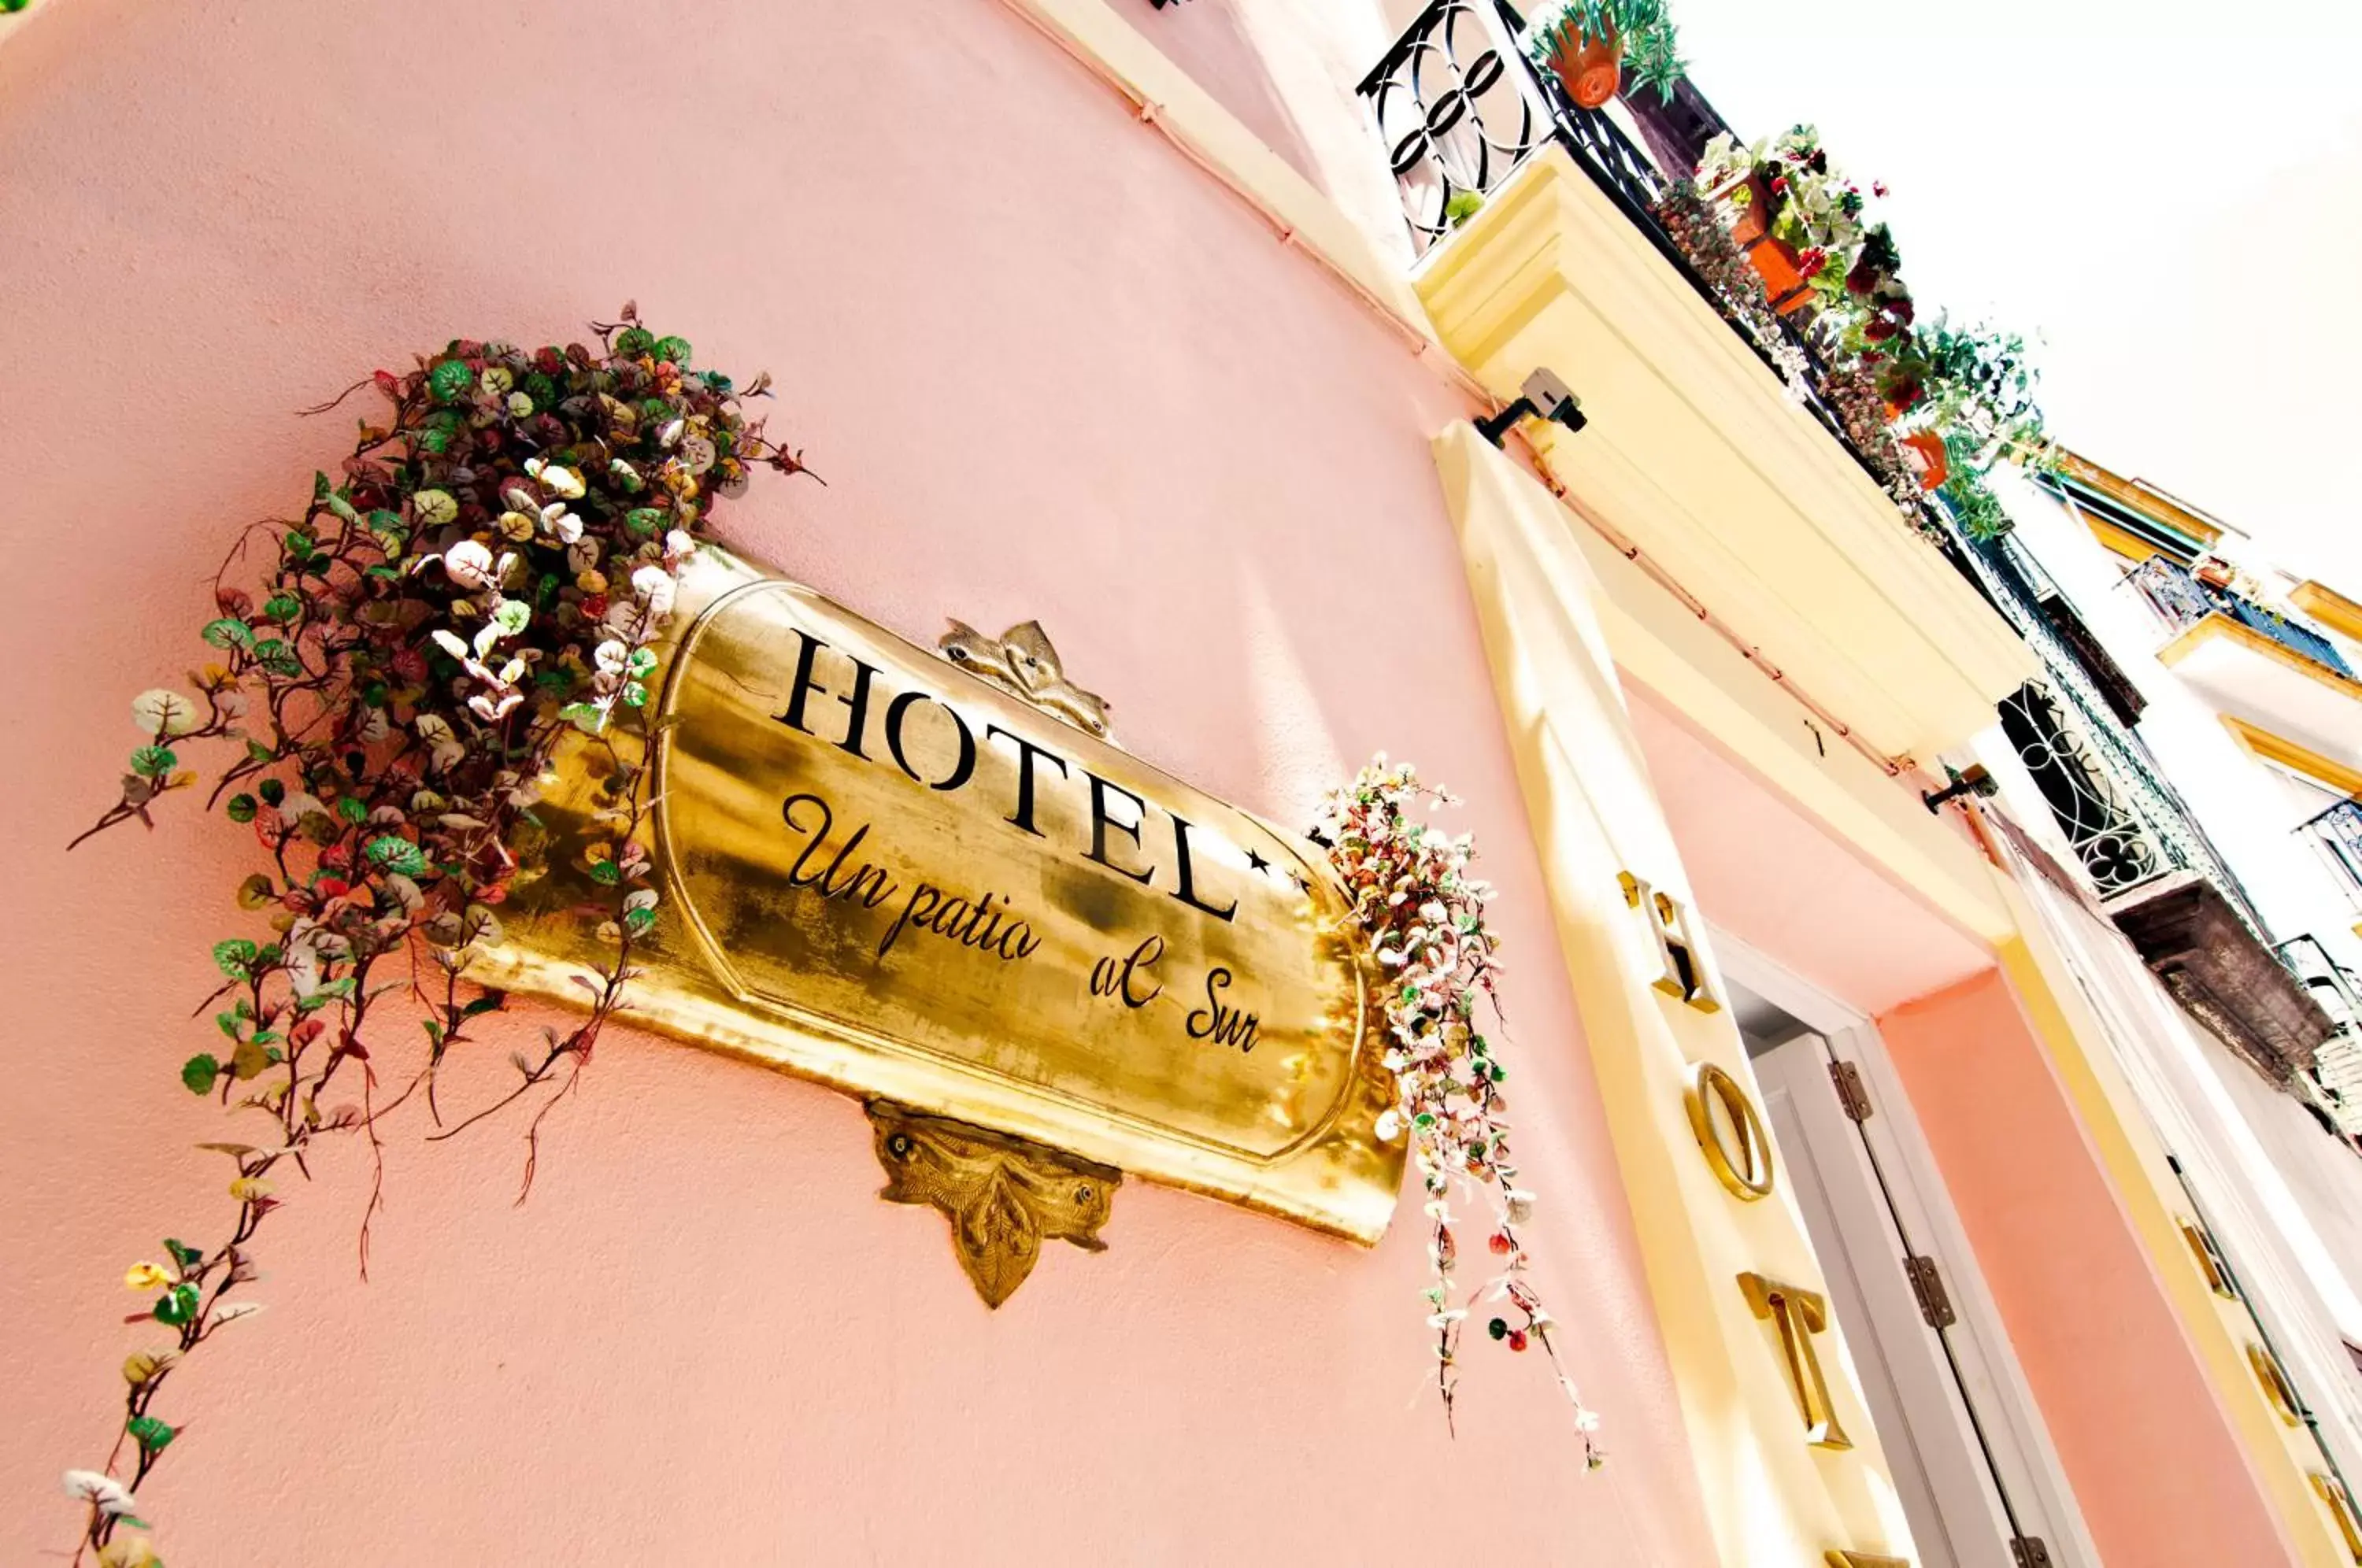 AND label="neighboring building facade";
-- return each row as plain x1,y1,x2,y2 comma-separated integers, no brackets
4,2,2360,1566
1956,447,2362,1566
